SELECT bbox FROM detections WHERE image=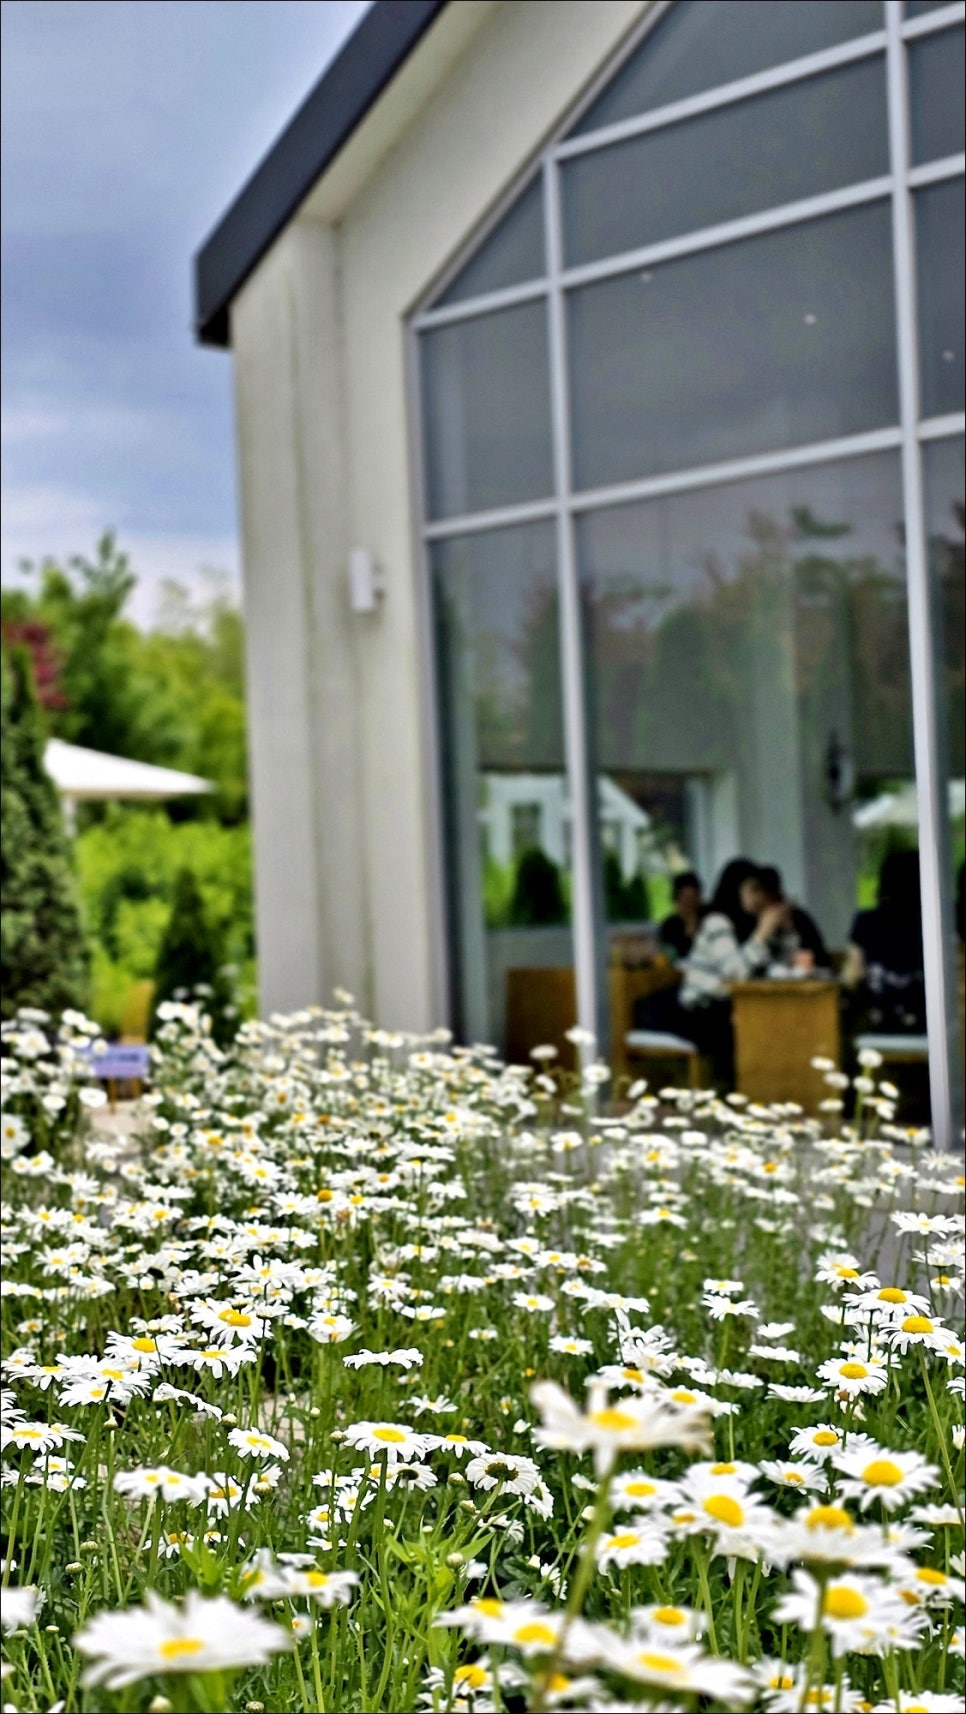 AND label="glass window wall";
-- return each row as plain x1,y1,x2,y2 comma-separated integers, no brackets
415,0,964,1137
